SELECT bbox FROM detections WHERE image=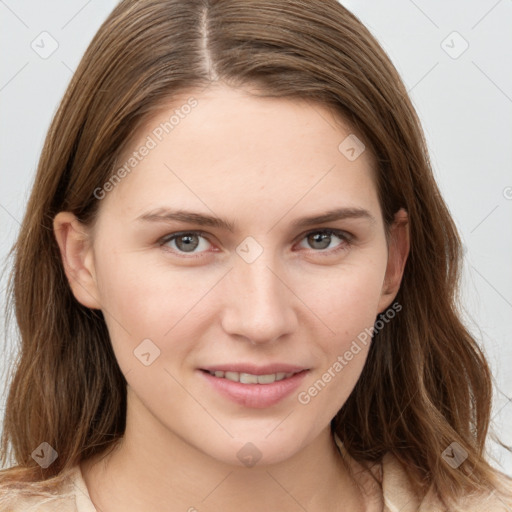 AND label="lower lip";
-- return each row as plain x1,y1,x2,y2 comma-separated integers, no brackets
199,370,309,408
